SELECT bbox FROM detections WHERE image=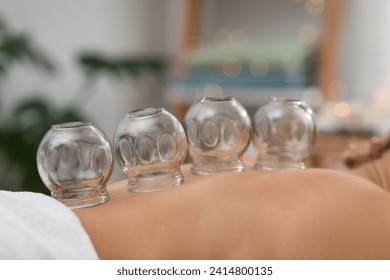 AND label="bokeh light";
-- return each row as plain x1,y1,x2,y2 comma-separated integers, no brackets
249,58,269,77
202,83,224,98
298,24,319,44
305,0,325,16
213,29,230,48
221,58,242,77
309,0,325,4
229,29,249,49
333,102,351,118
